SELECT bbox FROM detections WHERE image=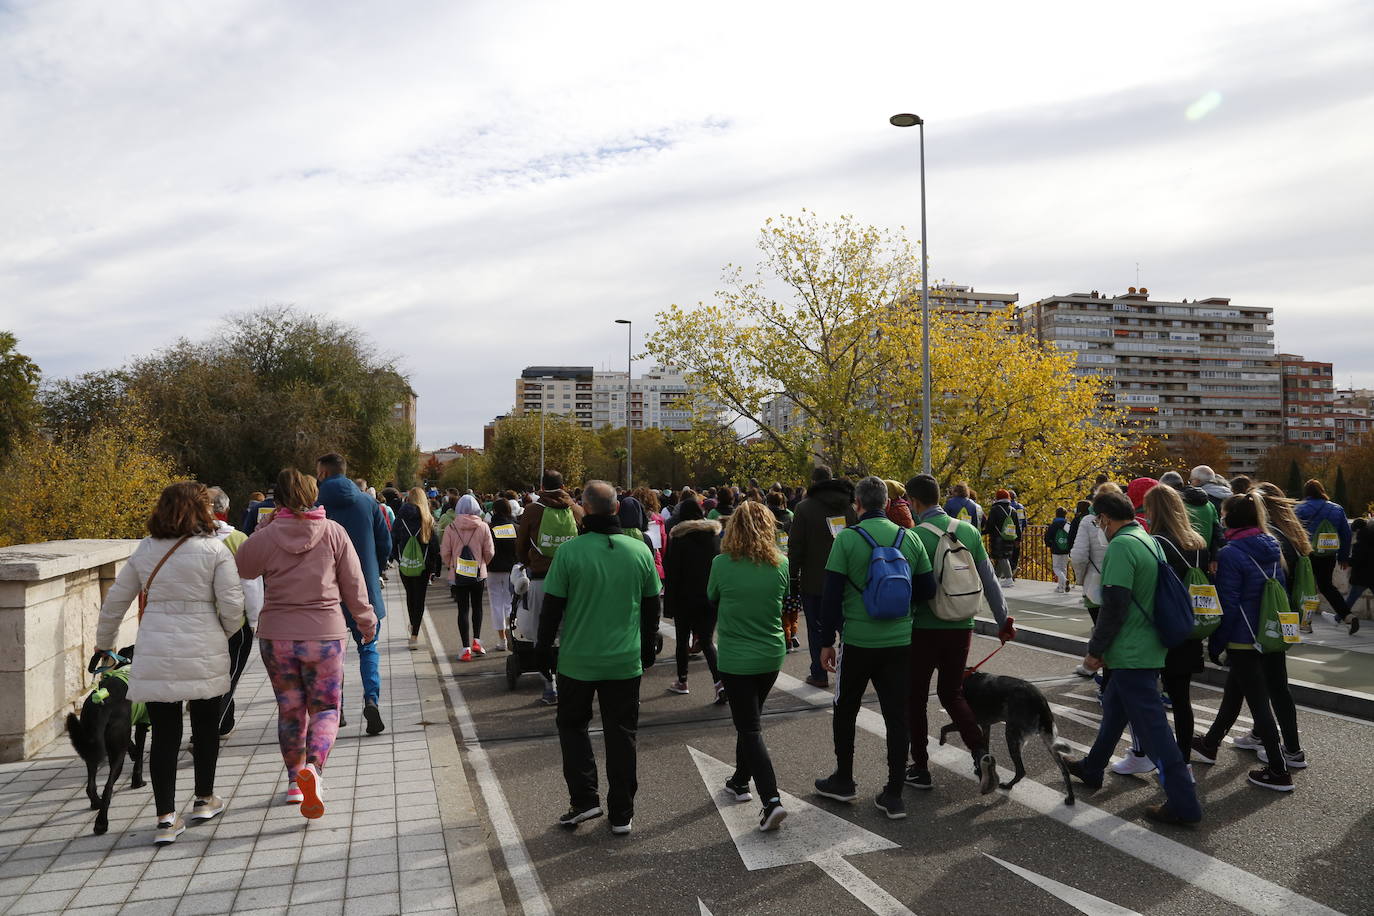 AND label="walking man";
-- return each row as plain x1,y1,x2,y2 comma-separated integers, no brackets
516,470,585,705
789,467,858,689
537,481,661,835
